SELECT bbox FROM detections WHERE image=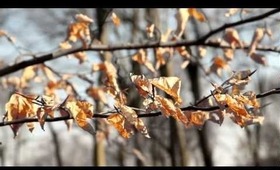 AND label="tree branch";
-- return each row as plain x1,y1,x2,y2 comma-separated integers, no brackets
1,88,279,127
0,9,279,77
